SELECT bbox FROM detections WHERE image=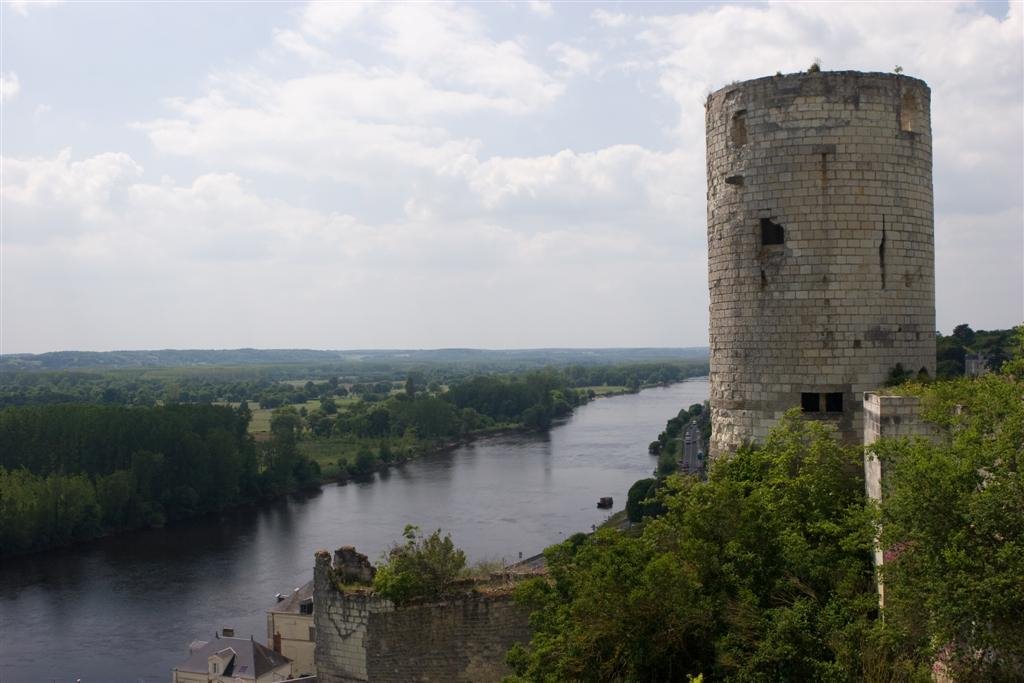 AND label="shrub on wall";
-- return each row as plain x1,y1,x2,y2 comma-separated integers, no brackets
373,525,467,605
